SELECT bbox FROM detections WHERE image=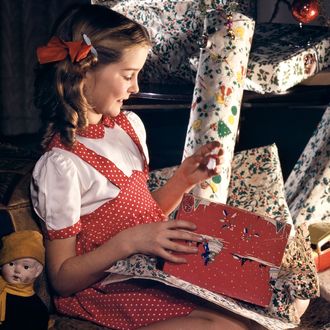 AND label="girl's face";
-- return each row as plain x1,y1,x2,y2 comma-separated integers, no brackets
84,45,149,124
